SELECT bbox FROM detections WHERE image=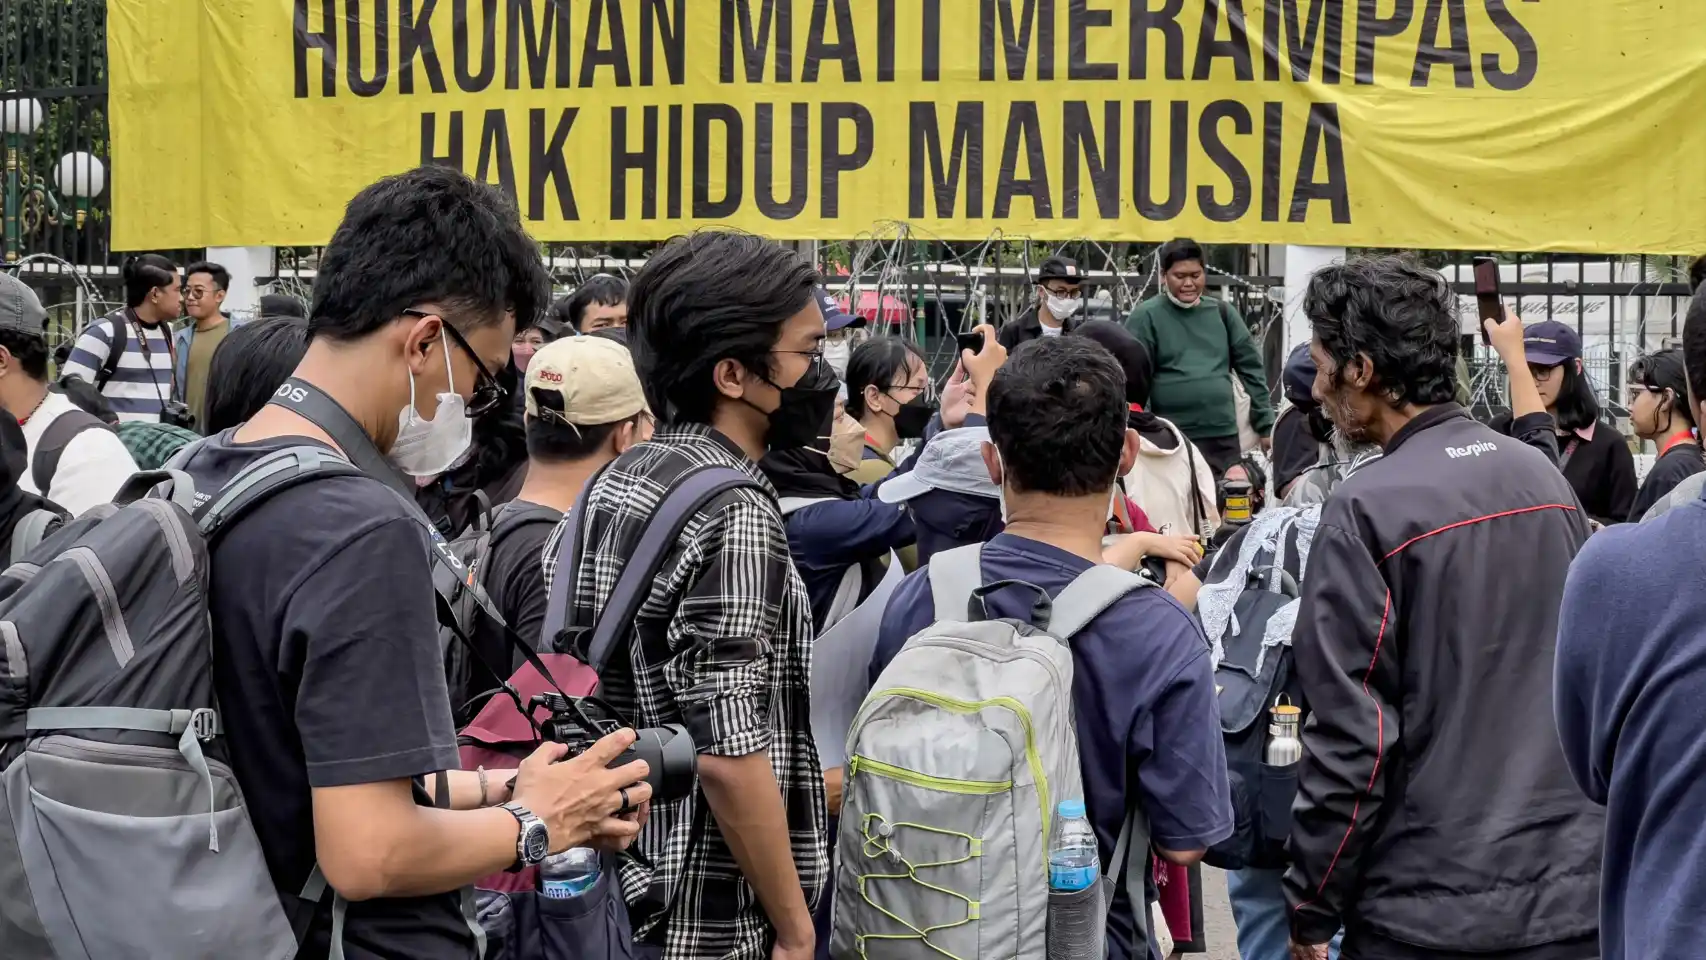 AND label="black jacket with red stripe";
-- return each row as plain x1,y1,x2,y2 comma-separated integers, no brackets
1283,404,1604,955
